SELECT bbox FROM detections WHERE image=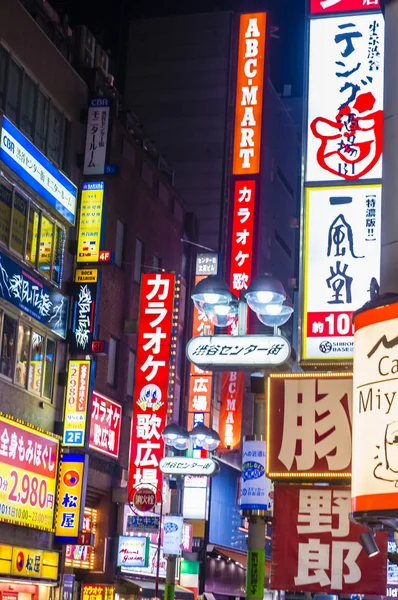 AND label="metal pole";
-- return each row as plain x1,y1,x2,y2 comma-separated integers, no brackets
245,388,267,600
155,490,164,600
164,479,181,600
